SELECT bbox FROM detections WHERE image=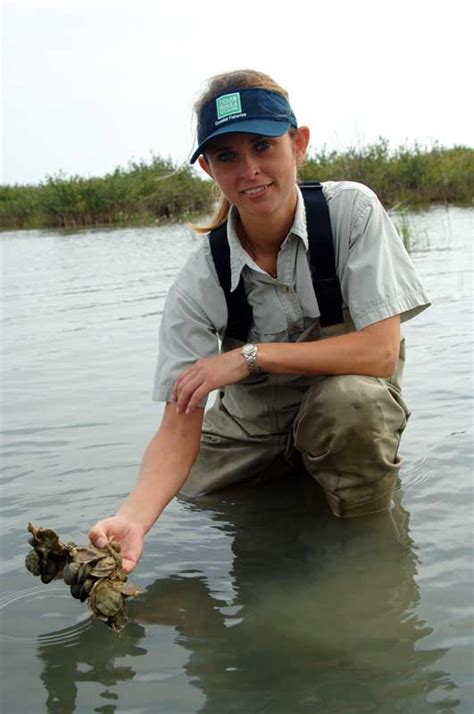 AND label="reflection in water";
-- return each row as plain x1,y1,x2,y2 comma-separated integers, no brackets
37,478,460,713
37,620,146,713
